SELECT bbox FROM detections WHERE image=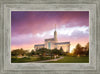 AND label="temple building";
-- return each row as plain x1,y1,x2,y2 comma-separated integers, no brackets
34,24,70,52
